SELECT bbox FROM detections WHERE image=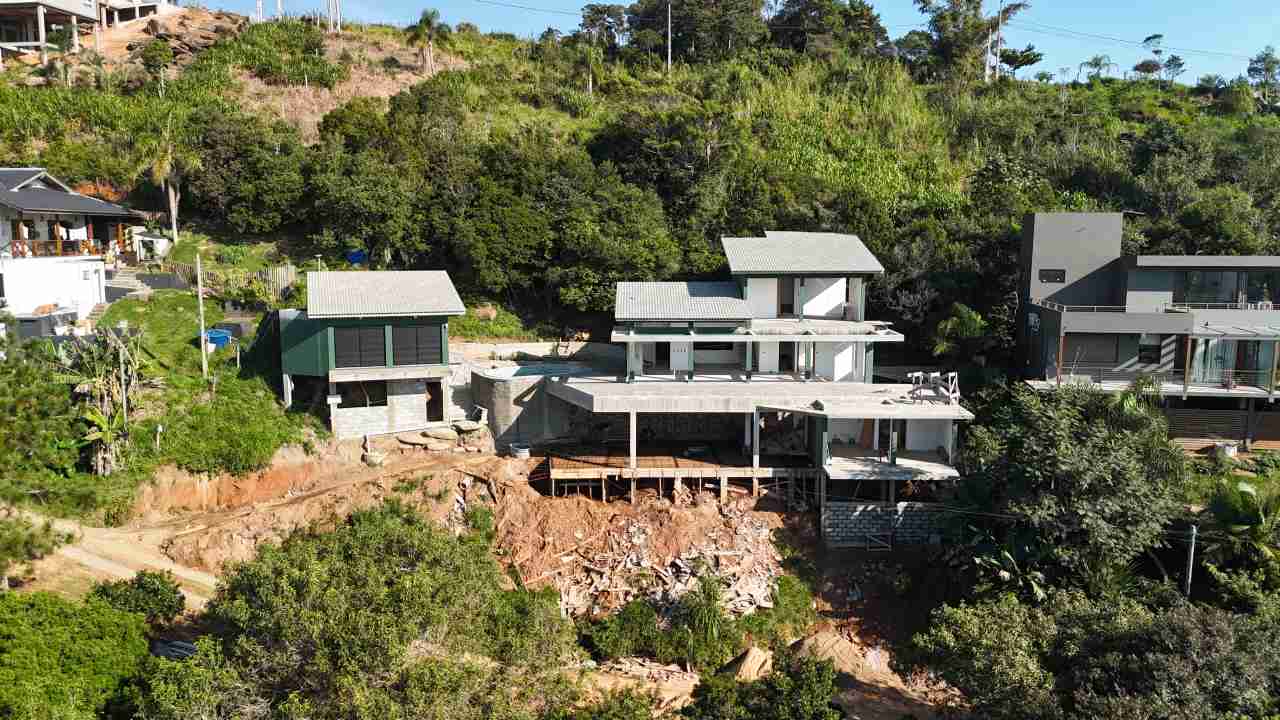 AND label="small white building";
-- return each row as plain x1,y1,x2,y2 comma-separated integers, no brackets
0,168,137,336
